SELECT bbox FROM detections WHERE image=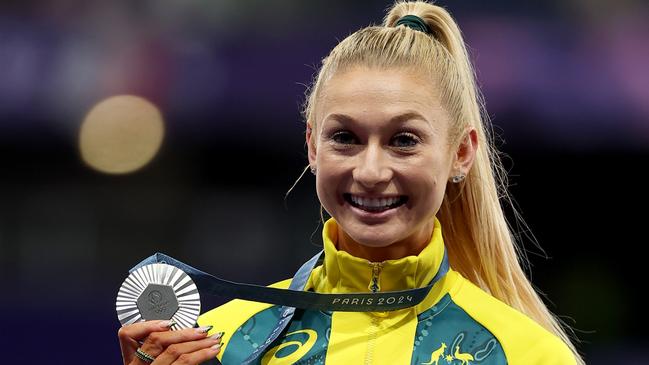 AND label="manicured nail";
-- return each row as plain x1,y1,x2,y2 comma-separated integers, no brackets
196,325,213,334
210,332,224,340
211,343,222,351
161,320,176,328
